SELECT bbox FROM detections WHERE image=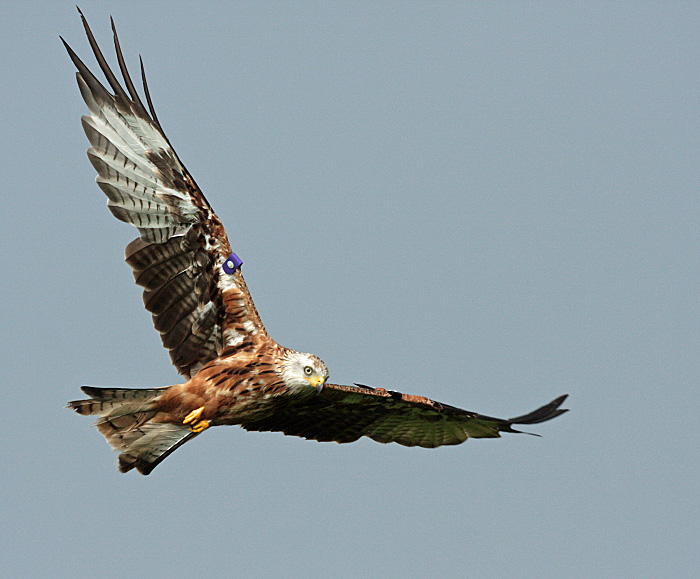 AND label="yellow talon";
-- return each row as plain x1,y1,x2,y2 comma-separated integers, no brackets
183,406,205,425
189,419,210,433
